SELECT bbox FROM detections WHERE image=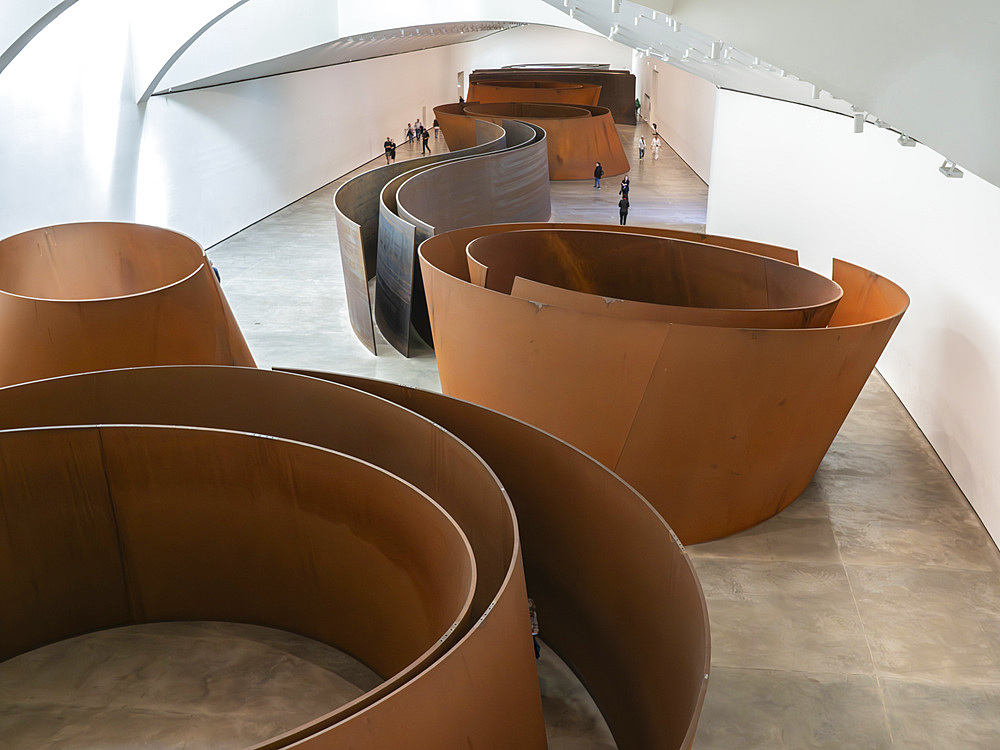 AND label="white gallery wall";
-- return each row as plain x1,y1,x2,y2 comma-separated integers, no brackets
0,2,626,247
634,55,715,183
707,89,1000,545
